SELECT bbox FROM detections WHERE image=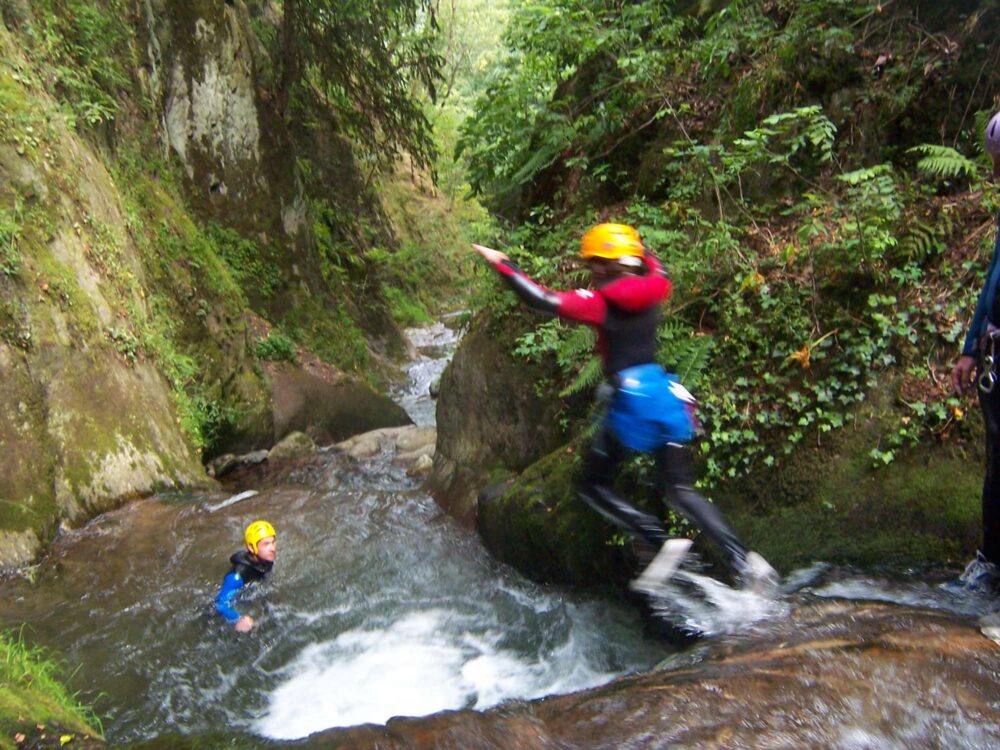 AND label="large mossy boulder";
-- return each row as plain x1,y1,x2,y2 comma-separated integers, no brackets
477,443,638,587
429,313,568,524
476,387,984,586
0,342,207,569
